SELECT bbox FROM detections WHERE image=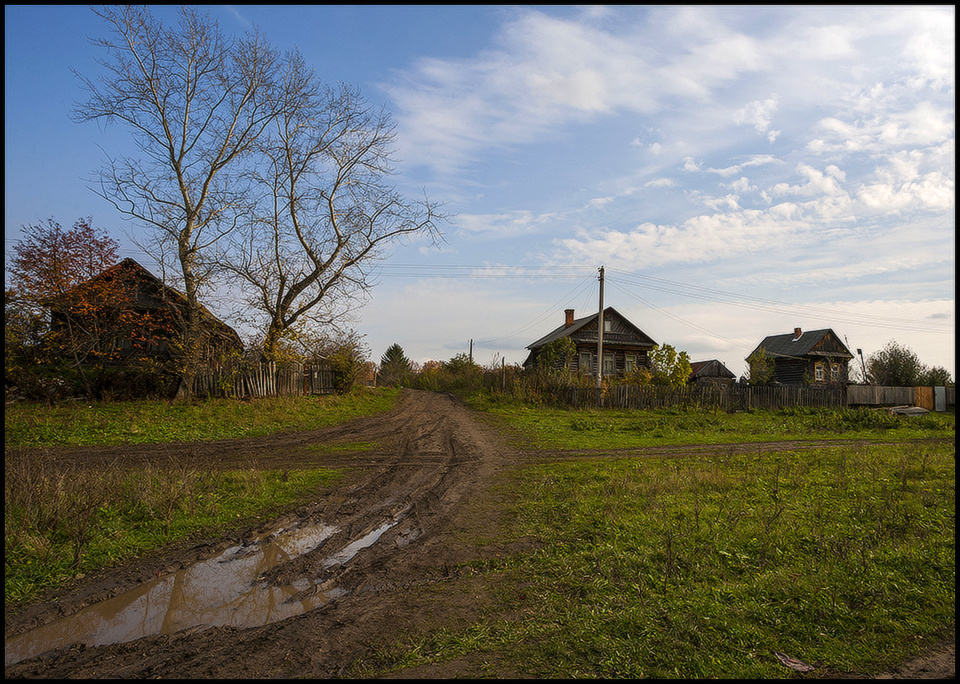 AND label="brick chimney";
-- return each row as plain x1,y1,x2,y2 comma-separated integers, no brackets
565,309,575,327
793,327,802,339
